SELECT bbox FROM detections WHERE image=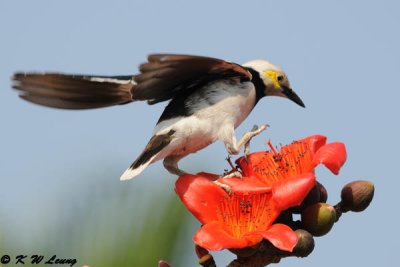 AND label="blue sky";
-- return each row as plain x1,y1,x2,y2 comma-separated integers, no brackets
1,0,399,266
